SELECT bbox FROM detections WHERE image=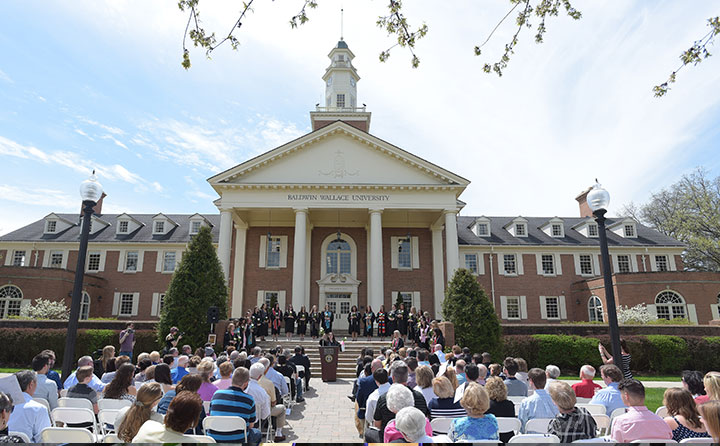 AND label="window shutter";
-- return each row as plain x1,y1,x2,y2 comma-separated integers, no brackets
151,293,159,317
411,237,420,269
477,253,485,275
137,251,144,272
535,254,543,275
117,250,125,272
539,296,548,319
131,292,140,316
649,255,658,272
497,254,504,275
516,253,524,275
687,304,698,324
559,295,567,319
520,296,528,319
555,254,562,275
573,254,581,276
646,304,657,319
412,291,421,308
112,292,120,316
279,236,288,268
390,237,399,269
630,254,639,272
669,255,677,271
259,235,267,268
500,296,508,319
155,251,162,273
20,299,31,314
257,290,264,307
278,291,286,309
611,254,619,274
391,291,399,305
711,304,720,321
593,255,601,276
